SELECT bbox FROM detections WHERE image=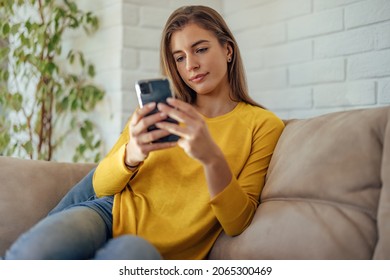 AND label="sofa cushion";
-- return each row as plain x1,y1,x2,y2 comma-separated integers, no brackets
209,106,390,259
0,157,95,256
373,110,390,259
